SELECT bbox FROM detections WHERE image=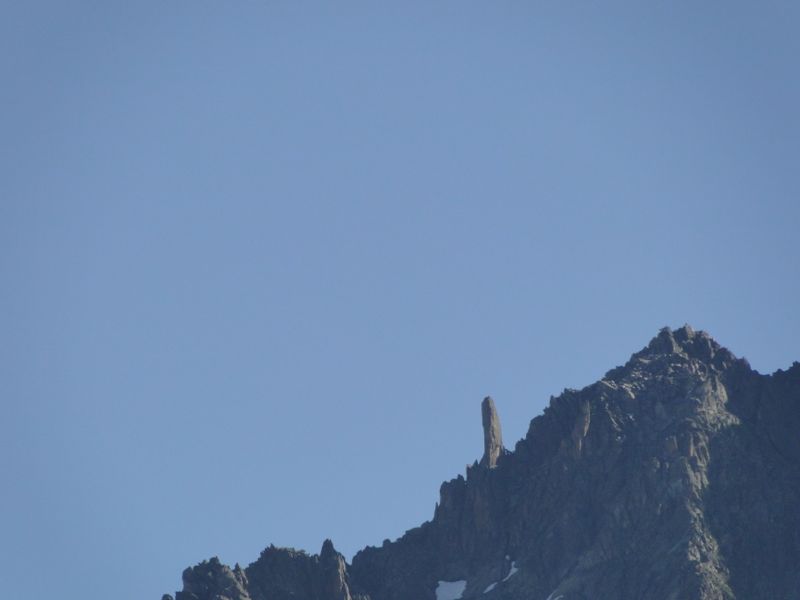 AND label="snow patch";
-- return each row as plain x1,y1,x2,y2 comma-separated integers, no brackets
436,580,467,600
501,561,518,582
484,559,519,593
